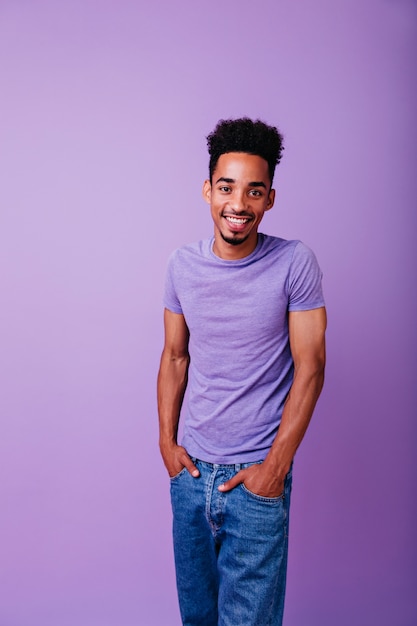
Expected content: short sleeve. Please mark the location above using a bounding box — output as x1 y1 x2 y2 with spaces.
287 242 325 311
163 251 183 314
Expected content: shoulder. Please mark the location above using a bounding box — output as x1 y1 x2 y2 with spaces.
290 240 321 269
256 234 321 268
254 233 302 264
169 238 210 260
167 238 211 268
257 233 298 252
287 240 325 309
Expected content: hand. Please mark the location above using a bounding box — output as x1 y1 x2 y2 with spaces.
218 462 284 498
160 442 200 478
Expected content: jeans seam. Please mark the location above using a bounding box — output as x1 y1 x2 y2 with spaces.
205 466 217 534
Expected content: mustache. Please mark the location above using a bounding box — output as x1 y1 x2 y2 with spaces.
221 210 254 218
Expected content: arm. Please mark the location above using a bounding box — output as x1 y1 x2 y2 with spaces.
157 308 199 478
219 306 326 496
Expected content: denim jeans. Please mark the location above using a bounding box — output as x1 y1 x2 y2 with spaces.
170 458 292 626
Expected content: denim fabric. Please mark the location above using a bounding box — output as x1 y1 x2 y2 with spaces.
170 459 292 626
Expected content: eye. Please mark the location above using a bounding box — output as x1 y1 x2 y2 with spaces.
219 185 231 193
249 189 262 197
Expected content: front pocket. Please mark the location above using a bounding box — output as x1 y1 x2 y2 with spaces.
241 483 284 503
169 466 189 481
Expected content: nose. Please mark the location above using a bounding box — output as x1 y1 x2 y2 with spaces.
229 190 246 213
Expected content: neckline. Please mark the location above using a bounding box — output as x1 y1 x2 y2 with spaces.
209 234 264 264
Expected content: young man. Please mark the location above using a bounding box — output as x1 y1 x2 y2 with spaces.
158 118 326 626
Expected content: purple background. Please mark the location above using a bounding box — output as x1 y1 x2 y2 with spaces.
1 1 416 624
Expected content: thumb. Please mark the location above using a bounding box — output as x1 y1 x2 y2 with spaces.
218 469 246 492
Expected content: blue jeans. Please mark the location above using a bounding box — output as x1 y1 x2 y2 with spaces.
170 459 292 626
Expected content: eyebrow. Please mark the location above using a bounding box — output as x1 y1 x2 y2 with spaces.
215 177 267 189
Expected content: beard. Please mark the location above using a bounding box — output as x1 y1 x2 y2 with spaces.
219 231 250 246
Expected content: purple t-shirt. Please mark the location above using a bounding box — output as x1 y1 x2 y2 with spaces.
163 233 325 463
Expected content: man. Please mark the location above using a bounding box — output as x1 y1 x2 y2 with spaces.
157 118 326 626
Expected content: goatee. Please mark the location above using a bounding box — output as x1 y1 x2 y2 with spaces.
220 232 250 246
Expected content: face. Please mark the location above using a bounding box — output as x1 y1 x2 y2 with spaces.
203 152 275 259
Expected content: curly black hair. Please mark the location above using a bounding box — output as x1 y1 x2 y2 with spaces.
207 117 284 183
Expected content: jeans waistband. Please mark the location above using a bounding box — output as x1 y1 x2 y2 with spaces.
191 457 263 472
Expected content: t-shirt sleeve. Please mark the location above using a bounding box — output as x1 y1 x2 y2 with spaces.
287 242 325 311
163 251 183 314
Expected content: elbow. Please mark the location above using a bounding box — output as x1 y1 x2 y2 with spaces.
294 355 326 393
160 347 190 370
170 351 190 367
315 355 326 393
314 350 326 380
317 365 325 394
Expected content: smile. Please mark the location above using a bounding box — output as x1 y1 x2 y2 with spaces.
224 216 251 224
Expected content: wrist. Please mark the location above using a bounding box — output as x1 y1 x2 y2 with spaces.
159 437 178 454
263 449 292 482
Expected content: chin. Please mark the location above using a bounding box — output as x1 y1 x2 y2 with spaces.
220 233 250 246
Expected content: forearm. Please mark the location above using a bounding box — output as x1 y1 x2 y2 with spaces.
218 307 326 497
264 360 325 480
157 349 199 478
157 349 189 449
218 362 325 497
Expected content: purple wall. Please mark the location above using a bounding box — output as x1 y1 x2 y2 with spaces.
1 1 415 624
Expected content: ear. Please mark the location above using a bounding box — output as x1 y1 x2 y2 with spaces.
202 179 211 204
265 188 275 211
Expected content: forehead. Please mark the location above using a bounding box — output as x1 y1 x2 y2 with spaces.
213 152 270 182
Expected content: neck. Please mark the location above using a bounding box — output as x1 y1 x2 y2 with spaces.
212 231 259 260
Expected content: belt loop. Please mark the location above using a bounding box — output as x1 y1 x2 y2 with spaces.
234 463 241 472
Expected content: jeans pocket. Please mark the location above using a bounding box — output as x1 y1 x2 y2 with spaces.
241 483 284 503
169 466 189 481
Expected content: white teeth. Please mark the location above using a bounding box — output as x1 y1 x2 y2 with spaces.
225 216 248 224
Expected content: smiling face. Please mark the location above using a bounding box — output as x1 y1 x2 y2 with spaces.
202 152 275 260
